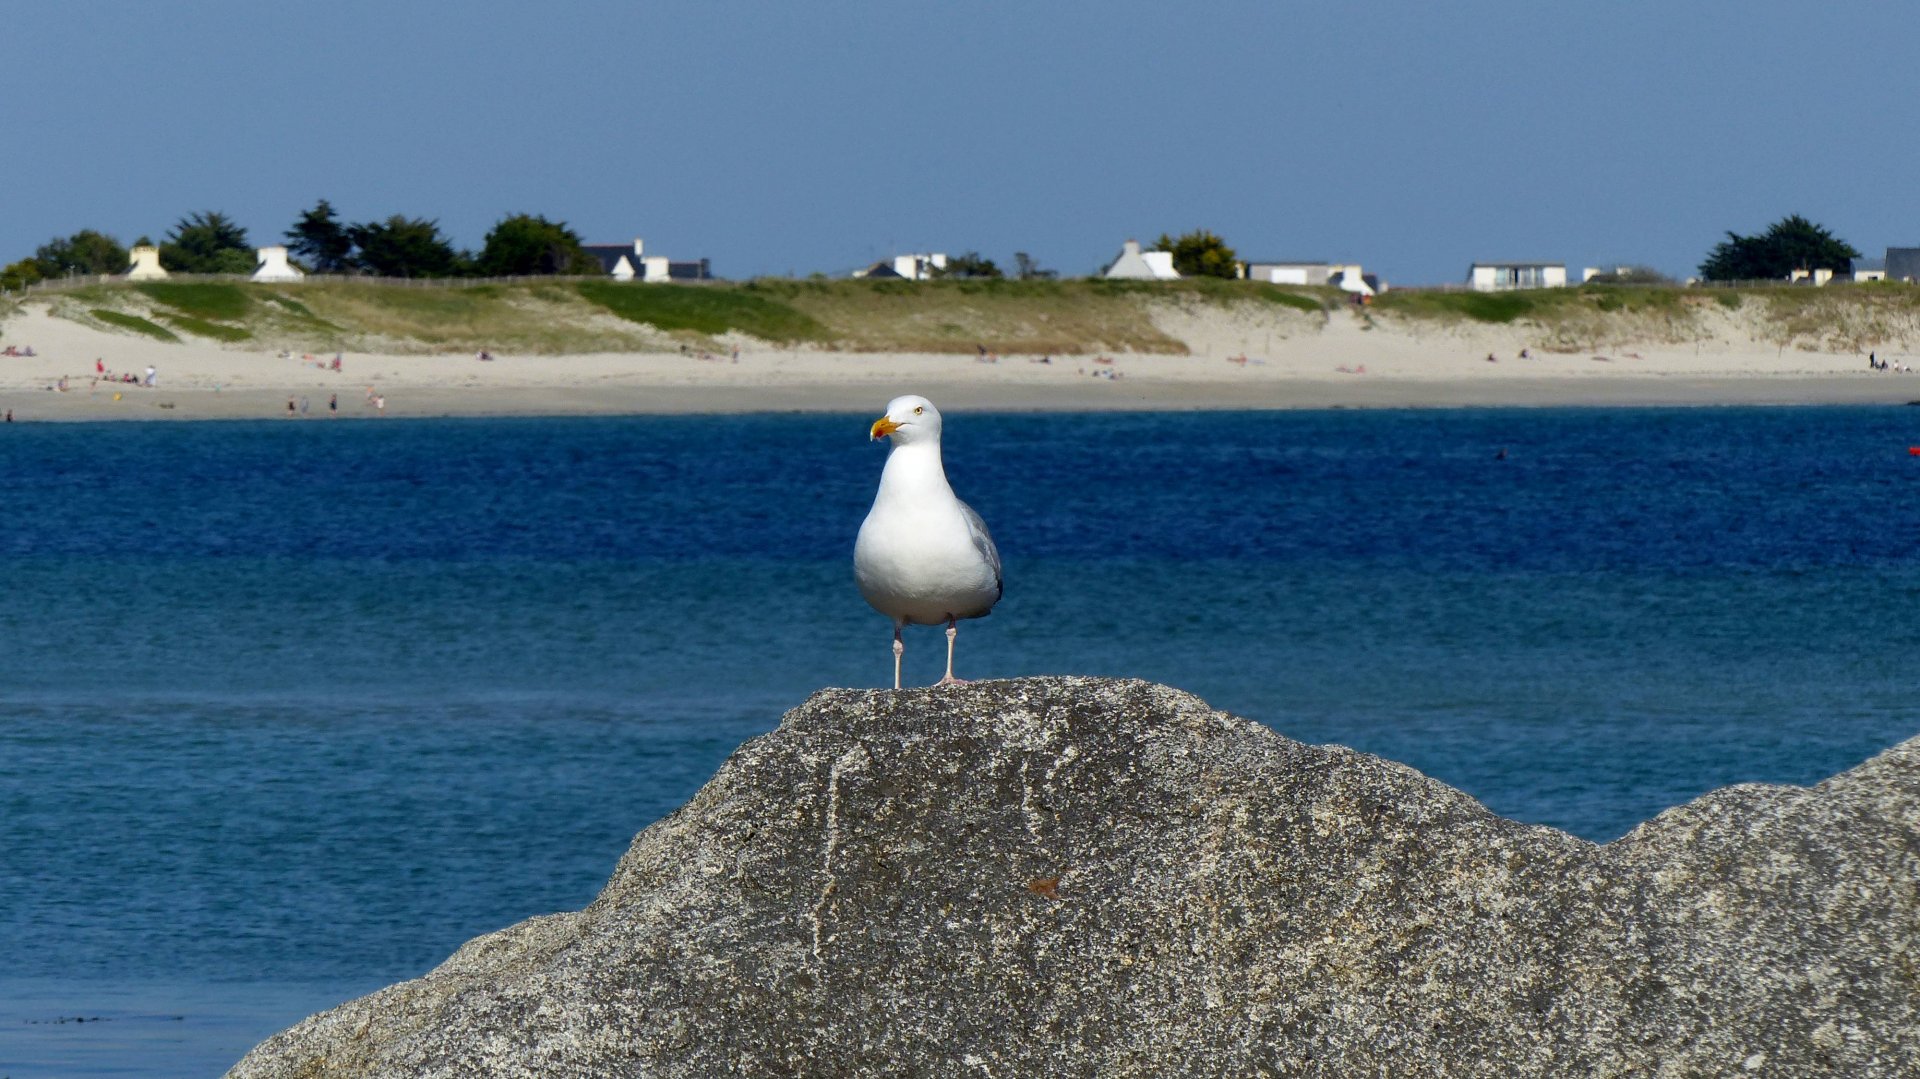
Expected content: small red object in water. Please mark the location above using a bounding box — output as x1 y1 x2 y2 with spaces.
1909 447 1920 456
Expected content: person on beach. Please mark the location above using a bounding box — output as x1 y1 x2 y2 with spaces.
287 397 296 417
331 353 342 372
328 393 337 416
299 396 310 417
144 366 156 387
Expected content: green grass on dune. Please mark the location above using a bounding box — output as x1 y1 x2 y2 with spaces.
1376 284 1688 324
134 282 252 321
90 309 180 341
576 281 827 343
43 276 1920 356
1376 290 1536 323
161 314 252 341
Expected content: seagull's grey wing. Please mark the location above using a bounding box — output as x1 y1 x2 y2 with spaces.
959 499 1004 602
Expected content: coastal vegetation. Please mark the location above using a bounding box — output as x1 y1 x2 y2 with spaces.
1153 229 1239 278
19 275 1920 356
160 211 255 274
1699 214 1860 281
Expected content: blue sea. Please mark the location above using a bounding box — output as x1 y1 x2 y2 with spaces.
4 407 1919 1077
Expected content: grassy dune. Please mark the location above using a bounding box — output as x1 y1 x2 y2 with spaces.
29 277 1920 355
40 277 1331 354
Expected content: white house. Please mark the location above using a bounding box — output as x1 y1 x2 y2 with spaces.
252 245 305 282
581 239 712 282
1104 239 1179 280
1468 262 1567 291
1245 260 1378 296
583 239 647 280
125 245 168 280
1851 257 1887 283
853 253 948 280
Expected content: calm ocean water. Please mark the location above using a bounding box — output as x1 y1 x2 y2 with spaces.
4 407 1919 1076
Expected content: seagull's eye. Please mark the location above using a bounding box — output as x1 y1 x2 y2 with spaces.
914 406 924 415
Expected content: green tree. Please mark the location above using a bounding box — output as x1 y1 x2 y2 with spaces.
33 229 129 277
160 211 255 273
1153 229 1239 278
474 213 599 276
1 258 43 291
1013 251 1056 281
348 215 465 277
1698 215 1861 281
935 251 1002 279
285 199 354 273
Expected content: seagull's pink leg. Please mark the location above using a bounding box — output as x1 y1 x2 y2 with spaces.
935 618 969 686
891 626 904 690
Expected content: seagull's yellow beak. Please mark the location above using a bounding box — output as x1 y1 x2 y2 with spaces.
870 416 901 441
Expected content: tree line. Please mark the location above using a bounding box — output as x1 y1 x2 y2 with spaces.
2 202 607 289
0 207 1878 292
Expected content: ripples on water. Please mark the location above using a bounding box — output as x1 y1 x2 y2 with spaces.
2 408 1918 1075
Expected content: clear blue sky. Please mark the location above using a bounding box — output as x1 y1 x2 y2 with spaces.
7 2 1915 285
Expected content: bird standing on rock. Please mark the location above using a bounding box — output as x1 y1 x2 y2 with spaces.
854 395 1003 689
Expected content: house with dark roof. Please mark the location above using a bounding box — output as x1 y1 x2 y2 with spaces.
580 238 712 282
1851 256 1886 283
1885 248 1920 283
852 253 947 280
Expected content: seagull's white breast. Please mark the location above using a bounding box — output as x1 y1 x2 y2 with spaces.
854 442 1001 626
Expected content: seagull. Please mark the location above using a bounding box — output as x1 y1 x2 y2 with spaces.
854 395 1003 689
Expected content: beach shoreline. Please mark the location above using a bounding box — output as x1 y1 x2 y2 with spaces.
4 302 1918 421
5 376 1920 423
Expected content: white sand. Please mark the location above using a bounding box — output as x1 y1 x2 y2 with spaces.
1 302 1916 422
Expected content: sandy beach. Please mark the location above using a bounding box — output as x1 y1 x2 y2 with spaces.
2 302 1916 421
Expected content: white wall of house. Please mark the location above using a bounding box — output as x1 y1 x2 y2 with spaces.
252 246 304 282
125 245 168 280
1247 261 1374 295
1469 263 1567 291
1247 264 1323 285
1333 265 1375 296
1789 268 1836 286
888 253 947 280
1105 240 1181 280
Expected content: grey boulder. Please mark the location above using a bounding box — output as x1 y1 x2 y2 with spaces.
228 677 1920 1077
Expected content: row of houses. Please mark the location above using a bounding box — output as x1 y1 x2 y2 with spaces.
1102 239 1383 295
112 236 1920 290
118 237 713 283
1464 248 1920 291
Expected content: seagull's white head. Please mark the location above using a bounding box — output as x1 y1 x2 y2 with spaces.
869 394 942 445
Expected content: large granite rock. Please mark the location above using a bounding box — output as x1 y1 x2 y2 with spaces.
228 677 1920 1077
